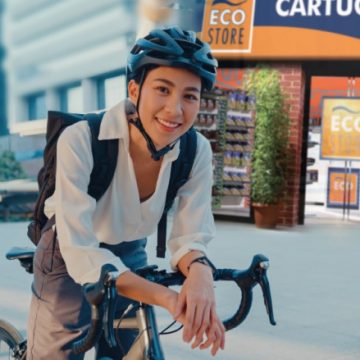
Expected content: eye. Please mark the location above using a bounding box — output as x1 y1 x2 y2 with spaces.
156 86 169 94
185 93 199 101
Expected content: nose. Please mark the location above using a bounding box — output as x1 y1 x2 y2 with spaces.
164 94 183 118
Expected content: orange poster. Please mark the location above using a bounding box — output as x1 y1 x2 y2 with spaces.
327 168 359 209
321 98 360 161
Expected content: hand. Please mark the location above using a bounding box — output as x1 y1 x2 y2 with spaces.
173 263 225 356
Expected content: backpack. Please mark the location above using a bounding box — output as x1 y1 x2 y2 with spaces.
27 110 197 258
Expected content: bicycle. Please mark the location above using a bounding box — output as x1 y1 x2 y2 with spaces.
1 246 276 359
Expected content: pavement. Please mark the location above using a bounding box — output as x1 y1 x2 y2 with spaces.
0 214 359 360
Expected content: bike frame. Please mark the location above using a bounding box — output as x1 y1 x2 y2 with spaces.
0 305 164 360
2 247 276 360
119 304 164 360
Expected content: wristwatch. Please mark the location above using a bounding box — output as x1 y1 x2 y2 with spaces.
187 256 216 275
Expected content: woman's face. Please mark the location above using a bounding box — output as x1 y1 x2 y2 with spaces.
128 66 201 149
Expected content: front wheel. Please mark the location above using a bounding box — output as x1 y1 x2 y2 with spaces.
0 319 26 359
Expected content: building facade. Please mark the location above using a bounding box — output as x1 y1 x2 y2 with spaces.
2 0 203 176
2 0 137 175
0 0 7 136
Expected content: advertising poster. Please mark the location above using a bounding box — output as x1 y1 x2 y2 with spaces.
321 97 360 161
327 168 360 209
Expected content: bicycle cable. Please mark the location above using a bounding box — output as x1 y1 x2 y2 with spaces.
159 320 183 335
114 302 139 354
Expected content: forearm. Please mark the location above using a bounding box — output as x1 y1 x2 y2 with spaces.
116 270 177 311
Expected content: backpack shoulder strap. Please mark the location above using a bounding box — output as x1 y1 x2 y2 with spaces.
86 112 119 201
157 128 198 258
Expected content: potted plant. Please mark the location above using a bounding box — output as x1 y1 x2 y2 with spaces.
244 67 290 228
0 150 27 181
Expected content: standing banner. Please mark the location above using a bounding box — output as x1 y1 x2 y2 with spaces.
327 168 360 209
321 97 360 161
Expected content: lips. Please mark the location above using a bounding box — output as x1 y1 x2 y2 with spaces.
156 117 181 130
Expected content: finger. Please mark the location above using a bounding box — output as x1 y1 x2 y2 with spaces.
199 318 217 350
191 305 211 349
211 317 225 355
191 334 204 349
192 301 209 337
210 329 222 357
220 321 226 350
183 302 196 343
199 325 221 355
199 309 222 352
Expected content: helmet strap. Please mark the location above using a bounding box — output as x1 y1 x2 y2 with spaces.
129 68 176 161
128 117 176 161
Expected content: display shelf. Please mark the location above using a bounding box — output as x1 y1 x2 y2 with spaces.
227 110 253 117
223 181 251 186
223 166 249 173
196 87 255 218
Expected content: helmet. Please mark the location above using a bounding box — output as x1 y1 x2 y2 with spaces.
127 27 218 91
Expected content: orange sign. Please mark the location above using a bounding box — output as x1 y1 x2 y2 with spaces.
321 98 360 161
327 168 359 209
215 68 244 89
201 0 256 54
198 0 360 59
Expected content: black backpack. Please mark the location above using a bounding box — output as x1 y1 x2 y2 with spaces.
27 111 197 258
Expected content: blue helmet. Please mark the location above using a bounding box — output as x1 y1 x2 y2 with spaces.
127 27 218 91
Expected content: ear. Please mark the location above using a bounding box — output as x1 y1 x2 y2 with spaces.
128 80 139 105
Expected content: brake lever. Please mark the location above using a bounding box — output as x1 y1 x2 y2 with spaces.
104 281 118 348
258 266 276 326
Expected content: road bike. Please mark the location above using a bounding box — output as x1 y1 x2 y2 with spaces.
0 246 276 359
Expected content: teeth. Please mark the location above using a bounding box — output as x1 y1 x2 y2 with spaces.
157 118 179 128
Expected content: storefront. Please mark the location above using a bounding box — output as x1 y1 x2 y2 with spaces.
193 0 360 225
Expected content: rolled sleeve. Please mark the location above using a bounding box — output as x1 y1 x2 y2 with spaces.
168 134 216 270
55 123 127 284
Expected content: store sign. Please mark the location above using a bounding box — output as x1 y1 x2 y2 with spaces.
201 0 256 54
321 97 360 161
327 168 360 209
200 0 360 59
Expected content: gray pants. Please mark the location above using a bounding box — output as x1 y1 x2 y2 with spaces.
27 227 147 360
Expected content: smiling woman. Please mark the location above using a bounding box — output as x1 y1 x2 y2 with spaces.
126 27 217 161
128 66 201 149
25 26 225 360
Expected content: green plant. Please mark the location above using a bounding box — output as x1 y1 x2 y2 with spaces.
0 150 27 181
245 67 290 204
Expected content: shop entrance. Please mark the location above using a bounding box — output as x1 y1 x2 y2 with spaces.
301 62 360 224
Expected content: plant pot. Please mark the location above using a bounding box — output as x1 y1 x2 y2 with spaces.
253 203 280 229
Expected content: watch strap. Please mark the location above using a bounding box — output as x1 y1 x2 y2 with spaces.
187 256 216 275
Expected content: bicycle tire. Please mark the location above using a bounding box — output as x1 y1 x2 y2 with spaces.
0 319 26 359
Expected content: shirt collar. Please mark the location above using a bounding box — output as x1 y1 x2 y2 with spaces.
97 99 180 161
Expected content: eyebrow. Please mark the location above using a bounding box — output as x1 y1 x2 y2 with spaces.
153 78 201 93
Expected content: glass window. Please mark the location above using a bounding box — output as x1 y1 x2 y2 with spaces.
98 74 126 109
60 84 83 113
27 93 46 120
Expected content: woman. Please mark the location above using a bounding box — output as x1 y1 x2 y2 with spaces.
27 27 224 359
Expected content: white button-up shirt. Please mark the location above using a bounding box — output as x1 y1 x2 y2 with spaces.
44 100 215 285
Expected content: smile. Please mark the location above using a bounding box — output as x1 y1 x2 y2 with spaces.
156 117 181 129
